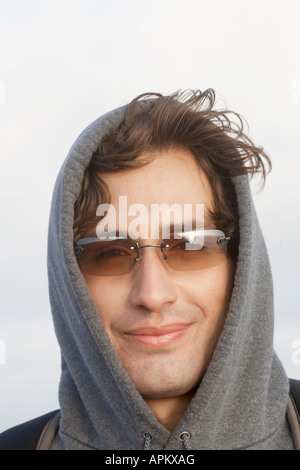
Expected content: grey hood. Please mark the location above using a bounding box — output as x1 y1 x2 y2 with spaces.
47 103 294 450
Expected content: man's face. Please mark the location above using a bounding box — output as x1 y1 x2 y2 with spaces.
81 149 235 399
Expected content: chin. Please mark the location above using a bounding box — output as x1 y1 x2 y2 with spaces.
130 369 202 399
120 347 208 398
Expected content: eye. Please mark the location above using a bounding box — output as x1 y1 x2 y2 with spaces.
85 241 136 261
94 246 134 259
170 240 188 251
98 248 127 258
169 232 207 250
168 239 206 251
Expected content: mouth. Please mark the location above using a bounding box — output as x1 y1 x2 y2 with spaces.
124 323 190 347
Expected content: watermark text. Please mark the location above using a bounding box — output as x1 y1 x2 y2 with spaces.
104 453 195 466
96 196 205 244
292 339 300 365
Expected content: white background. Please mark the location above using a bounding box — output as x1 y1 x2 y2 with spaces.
0 0 299 432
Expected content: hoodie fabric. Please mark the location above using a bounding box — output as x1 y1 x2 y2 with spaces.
47 102 295 450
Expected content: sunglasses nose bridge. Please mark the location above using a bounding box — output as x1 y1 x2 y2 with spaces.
135 242 170 263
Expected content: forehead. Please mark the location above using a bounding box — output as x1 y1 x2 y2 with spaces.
101 148 214 210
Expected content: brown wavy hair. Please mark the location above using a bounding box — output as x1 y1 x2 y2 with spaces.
73 89 271 261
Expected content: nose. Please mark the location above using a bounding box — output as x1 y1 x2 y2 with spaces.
129 246 178 313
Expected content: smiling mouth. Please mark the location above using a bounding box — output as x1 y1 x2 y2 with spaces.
124 323 190 347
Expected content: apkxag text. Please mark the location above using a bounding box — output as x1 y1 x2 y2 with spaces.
105 454 195 466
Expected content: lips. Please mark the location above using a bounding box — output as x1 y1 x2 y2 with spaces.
124 323 190 347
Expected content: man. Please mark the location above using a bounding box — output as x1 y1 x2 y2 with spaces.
1 89 299 449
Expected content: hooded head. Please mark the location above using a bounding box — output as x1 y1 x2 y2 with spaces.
47 90 294 449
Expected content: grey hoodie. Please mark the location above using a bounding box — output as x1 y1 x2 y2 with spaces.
47 102 295 450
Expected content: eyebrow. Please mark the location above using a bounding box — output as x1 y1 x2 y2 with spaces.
164 218 215 233
91 217 216 241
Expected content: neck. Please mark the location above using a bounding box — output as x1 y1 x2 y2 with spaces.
144 390 195 433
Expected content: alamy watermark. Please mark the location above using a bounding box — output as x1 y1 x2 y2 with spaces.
0 340 6 365
0 80 6 104
292 339 300 365
95 196 205 244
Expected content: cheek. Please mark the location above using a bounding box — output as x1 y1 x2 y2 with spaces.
185 259 235 317
82 275 125 327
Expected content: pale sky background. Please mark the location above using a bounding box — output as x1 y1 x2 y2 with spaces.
0 0 299 432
